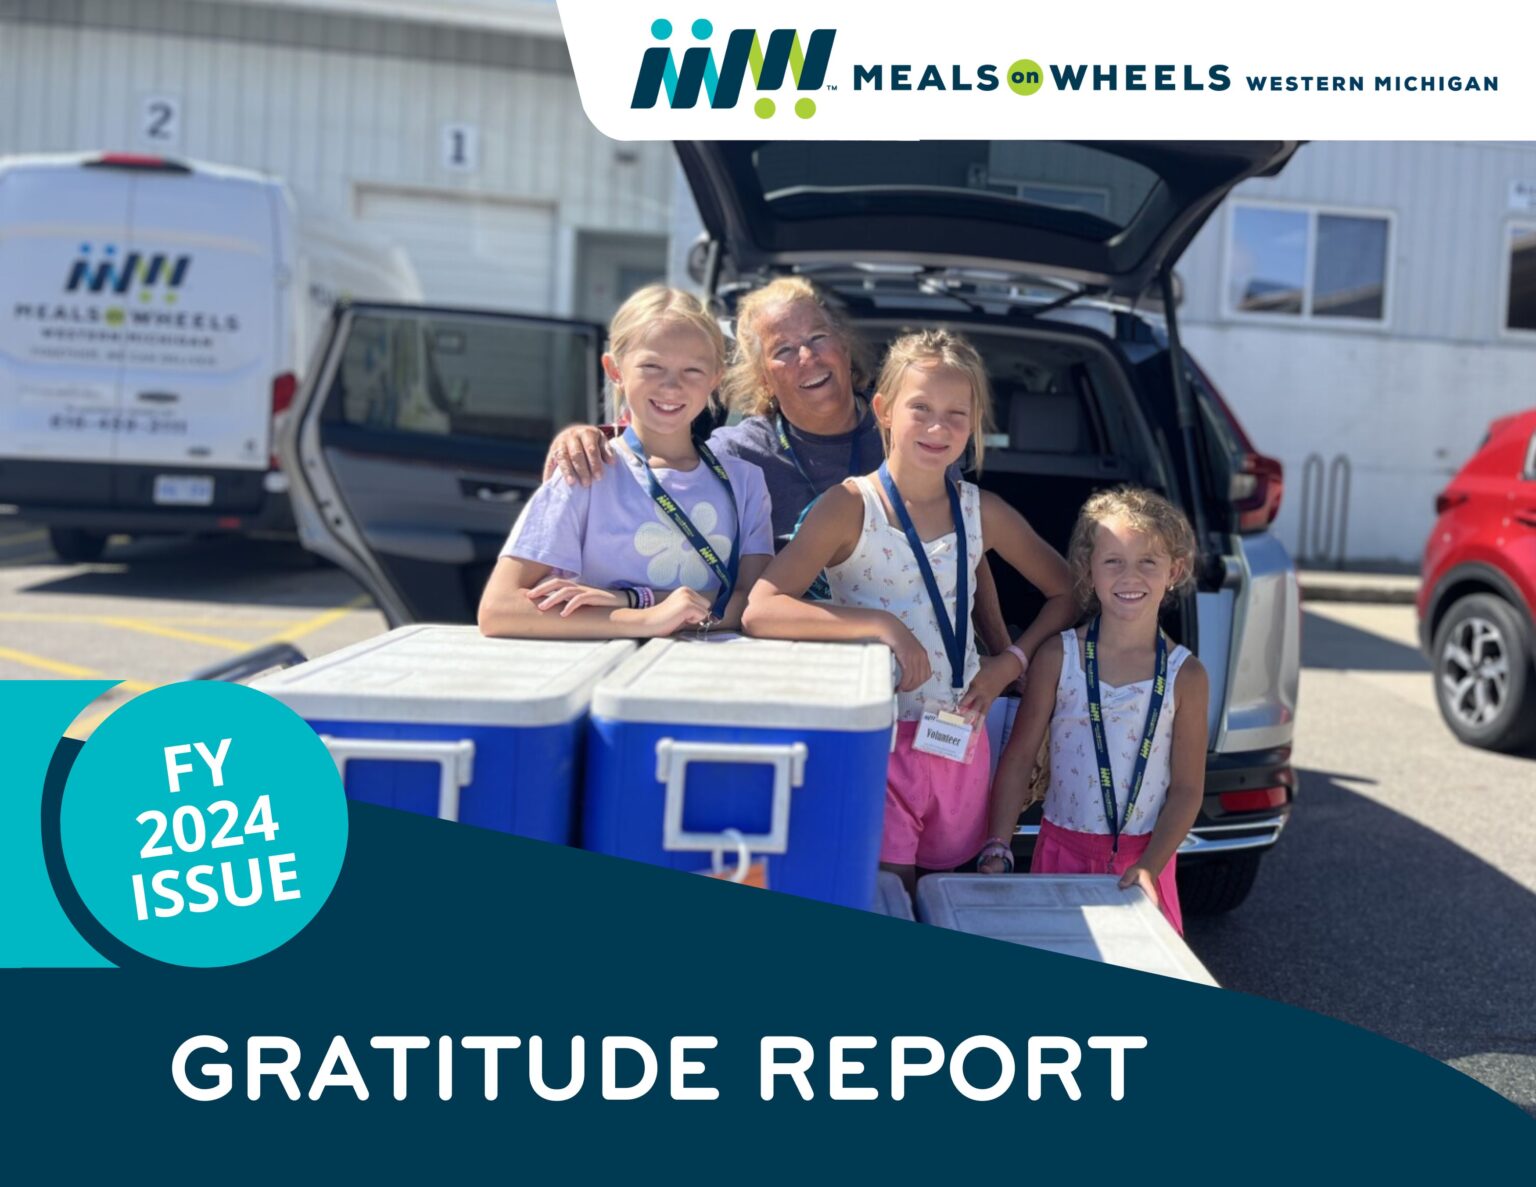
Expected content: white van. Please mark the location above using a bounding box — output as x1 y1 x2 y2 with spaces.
0 151 421 560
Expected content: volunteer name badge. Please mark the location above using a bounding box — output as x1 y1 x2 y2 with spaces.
913 708 978 763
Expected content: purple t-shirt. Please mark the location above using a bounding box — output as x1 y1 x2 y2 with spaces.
501 446 775 600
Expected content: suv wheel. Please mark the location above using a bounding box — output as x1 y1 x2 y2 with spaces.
1432 593 1536 753
1177 851 1263 916
48 528 108 563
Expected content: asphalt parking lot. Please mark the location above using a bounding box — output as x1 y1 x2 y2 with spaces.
0 522 384 735
4 521 1532 1114
1187 601 1536 1117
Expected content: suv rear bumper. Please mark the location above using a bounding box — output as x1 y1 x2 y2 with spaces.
1010 746 1294 862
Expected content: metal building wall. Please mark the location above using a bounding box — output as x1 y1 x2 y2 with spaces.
0 0 675 316
1175 141 1536 565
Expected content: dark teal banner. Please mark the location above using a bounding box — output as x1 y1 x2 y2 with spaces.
2 732 1531 1178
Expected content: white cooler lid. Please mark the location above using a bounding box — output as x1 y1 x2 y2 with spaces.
590 637 895 731
252 626 636 727
915 874 1218 986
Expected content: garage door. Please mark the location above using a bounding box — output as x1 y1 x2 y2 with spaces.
355 188 555 314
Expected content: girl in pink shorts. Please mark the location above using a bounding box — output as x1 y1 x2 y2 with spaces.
744 330 1076 894
981 488 1210 934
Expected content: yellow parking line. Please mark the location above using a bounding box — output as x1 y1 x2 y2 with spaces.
0 645 154 691
0 612 300 628
0 614 284 649
66 697 137 740
100 617 249 652
259 593 373 646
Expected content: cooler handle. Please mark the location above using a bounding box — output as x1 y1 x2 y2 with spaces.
656 739 807 859
319 736 475 822
710 829 753 884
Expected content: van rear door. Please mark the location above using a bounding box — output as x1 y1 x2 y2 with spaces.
112 164 283 513
0 158 133 505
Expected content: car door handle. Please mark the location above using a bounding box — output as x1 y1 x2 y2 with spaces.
473 486 524 503
459 477 536 503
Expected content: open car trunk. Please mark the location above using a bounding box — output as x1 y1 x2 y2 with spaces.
678 140 1300 296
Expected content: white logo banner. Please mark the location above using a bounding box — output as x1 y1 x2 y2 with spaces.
556 0 1533 139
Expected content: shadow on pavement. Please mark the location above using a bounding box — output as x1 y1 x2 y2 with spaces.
1185 765 1536 1115
17 535 362 609
1301 609 1429 673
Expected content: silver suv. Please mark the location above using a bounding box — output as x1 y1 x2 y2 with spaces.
282 140 1302 914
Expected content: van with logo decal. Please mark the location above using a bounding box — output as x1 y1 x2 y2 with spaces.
0 151 420 561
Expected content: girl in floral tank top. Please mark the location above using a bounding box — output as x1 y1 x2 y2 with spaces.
744 330 1076 894
983 488 1210 935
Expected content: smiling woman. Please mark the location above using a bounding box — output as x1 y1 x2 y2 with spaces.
544 275 879 544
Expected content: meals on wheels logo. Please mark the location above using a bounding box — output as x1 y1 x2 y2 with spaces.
632 17 835 119
66 242 191 305
11 240 240 346
622 16 1502 123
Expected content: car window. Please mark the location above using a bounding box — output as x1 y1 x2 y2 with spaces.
1187 369 1245 464
752 141 1161 235
324 312 596 441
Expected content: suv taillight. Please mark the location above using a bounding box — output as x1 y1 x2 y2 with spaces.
271 372 297 416
1219 787 1288 813
1232 452 1284 533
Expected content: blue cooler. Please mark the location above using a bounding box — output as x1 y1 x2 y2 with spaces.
584 637 896 908
254 626 635 841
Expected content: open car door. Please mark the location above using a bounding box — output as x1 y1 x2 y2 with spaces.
282 302 603 626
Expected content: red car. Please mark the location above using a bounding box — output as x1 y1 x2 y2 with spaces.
1418 408 1536 752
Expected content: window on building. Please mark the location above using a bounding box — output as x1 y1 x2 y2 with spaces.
1507 223 1536 333
1228 203 1390 322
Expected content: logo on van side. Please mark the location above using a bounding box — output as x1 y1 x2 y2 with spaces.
66 243 191 303
632 18 834 118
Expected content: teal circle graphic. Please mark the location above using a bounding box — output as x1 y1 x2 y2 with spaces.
651 19 672 38
691 18 712 38
59 681 348 968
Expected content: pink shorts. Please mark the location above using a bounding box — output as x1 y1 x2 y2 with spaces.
880 720 991 870
1030 818 1184 935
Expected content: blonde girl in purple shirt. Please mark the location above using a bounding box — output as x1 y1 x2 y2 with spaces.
479 286 774 639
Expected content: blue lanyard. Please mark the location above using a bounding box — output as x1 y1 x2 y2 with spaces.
1081 616 1169 855
775 407 866 497
789 494 832 602
621 427 740 619
877 462 968 694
